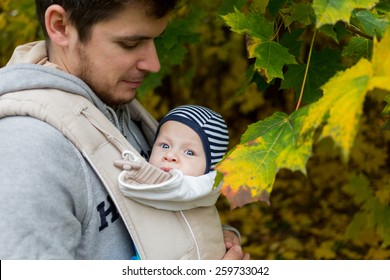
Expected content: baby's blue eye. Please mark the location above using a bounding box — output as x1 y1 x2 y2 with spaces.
185 150 195 156
161 143 169 149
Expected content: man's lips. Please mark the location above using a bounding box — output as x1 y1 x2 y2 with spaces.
123 79 143 89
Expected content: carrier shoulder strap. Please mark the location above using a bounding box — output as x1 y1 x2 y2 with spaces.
0 89 225 260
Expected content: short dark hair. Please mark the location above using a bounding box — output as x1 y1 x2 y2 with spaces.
35 0 178 42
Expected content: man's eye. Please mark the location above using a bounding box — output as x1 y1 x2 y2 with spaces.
185 150 195 156
161 143 169 149
120 42 138 49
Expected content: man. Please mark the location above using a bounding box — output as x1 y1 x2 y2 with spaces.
0 0 249 259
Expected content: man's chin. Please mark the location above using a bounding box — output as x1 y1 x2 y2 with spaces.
104 92 137 107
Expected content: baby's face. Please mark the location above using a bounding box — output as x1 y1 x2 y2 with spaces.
149 121 207 176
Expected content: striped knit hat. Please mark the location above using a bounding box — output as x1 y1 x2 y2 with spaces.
156 105 229 173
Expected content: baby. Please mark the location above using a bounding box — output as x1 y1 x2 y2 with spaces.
118 105 229 210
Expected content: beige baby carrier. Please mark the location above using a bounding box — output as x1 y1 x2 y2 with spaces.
0 89 226 259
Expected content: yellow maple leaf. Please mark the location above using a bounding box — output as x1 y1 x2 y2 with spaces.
369 27 390 91
301 59 373 161
217 109 312 209
217 138 275 209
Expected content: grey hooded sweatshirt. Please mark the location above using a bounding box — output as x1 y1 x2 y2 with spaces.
0 41 151 259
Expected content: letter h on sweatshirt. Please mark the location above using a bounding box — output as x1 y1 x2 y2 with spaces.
97 196 120 231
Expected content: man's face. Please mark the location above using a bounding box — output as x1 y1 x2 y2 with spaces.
64 7 169 106
149 121 207 176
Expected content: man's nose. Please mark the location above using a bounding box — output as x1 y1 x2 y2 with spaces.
136 40 161 73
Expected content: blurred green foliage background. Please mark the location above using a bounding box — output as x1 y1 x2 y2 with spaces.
1 0 389 259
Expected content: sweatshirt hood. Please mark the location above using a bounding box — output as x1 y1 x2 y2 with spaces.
0 41 120 124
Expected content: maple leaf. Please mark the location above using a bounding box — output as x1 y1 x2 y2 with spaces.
368 27 390 92
370 27 390 128
342 37 373 63
351 9 390 38
281 48 344 103
216 107 312 209
312 0 378 28
281 2 315 28
300 58 373 161
222 8 296 82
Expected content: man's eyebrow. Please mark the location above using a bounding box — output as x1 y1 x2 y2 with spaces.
117 35 153 41
117 30 166 41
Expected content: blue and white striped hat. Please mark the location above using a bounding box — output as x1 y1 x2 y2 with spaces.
156 105 229 173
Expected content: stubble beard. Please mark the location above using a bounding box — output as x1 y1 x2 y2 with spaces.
75 44 139 107
75 44 117 106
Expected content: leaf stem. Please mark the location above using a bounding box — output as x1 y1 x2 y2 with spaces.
272 15 287 41
346 24 374 40
295 29 317 111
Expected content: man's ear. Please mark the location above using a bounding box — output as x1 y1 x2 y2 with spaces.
44 5 70 46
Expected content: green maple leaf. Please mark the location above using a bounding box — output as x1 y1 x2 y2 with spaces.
319 24 340 43
312 0 378 28
280 28 305 57
342 37 373 63
216 107 312 209
222 9 296 82
376 1 390 13
281 48 344 103
282 2 316 28
351 9 390 39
